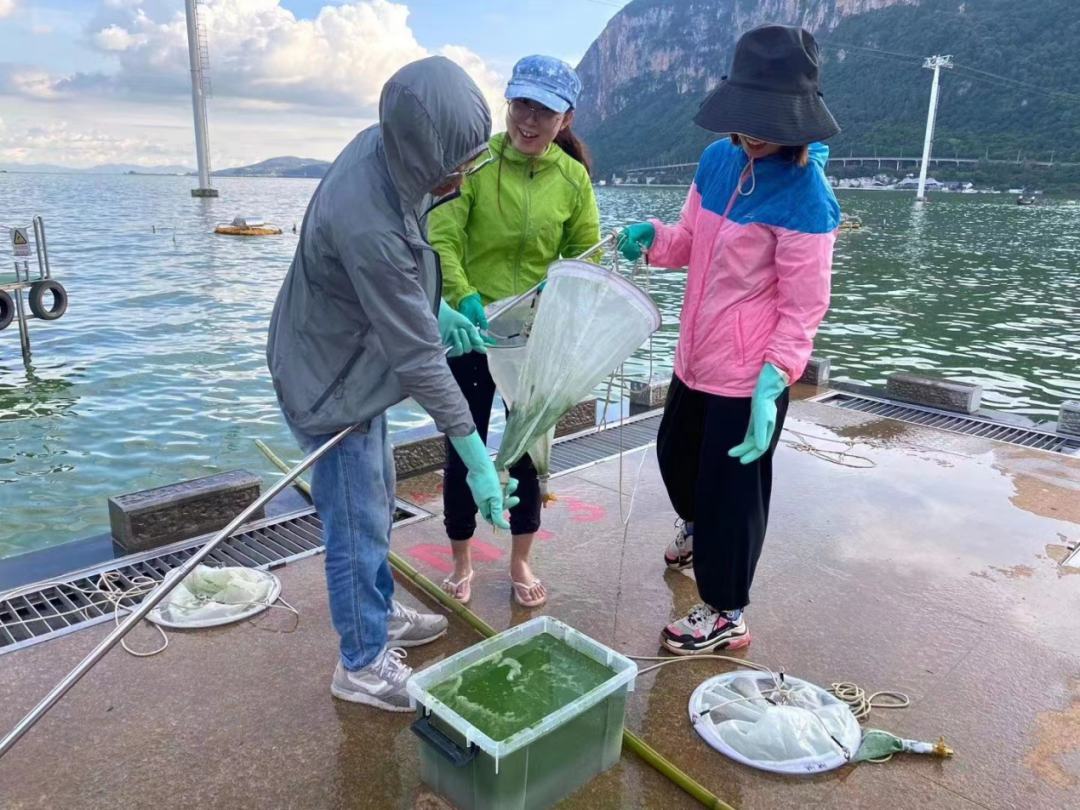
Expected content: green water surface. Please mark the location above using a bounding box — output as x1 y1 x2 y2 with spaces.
429 633 616 742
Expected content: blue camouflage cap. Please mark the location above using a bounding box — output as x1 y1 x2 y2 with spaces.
505 55 582 114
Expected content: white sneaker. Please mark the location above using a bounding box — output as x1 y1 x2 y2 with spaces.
331 647 413 712
664 522 693 570
387 600 448 648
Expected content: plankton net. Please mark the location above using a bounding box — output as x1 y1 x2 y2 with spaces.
487 259 661 499
689 670 953 774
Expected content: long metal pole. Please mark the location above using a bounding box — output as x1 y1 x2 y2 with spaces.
184 0 213 195
13 286 31 361
916 62 940 200
0 424 355 759
917 55 951 201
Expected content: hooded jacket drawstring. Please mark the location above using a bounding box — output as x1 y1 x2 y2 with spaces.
738 158 757 196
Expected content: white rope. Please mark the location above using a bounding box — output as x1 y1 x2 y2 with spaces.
626 653 909 724
827 682 910 721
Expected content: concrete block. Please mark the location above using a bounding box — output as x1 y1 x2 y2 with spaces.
1059 401 1080 437
393 434 447 479
555 398 598 437
109 470 263 553
798 357 831 387
885 373 983 415
628 377 670 409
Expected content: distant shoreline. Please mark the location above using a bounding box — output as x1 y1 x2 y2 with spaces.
0 171 322 179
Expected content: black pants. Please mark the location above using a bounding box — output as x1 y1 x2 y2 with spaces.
443 353 542 541
656 374 789 611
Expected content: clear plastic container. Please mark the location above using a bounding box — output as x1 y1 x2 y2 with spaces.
407 617 637 810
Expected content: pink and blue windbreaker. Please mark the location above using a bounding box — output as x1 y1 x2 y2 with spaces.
648 139 840 397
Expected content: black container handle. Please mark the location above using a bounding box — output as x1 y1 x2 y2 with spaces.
411 714 479 767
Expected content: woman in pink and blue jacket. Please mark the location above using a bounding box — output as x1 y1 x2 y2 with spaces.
618 25 841 655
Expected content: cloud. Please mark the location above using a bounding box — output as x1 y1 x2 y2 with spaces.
0 0 16 19
33 0 505 116
93 24 140 51
0 64 64 100
32 25 54 35
0 1 509 167
0 121 185 166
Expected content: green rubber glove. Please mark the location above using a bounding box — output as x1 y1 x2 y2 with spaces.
449 431 520 530
457 293 489 330
438 299 488 358
728 363 788 465
616 222 656 262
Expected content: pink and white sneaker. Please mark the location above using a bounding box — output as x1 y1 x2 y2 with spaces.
661 604 750 655
664 522 693 570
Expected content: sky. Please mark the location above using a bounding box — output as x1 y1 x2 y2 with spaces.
0 0 630 169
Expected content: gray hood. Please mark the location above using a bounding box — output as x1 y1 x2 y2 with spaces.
380 56 493 207
267 56 491 439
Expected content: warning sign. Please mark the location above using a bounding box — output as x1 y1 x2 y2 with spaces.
12 227 30 258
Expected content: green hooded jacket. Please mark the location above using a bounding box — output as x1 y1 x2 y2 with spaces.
429 132 601 309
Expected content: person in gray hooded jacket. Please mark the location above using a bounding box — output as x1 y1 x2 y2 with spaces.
268 56 517 711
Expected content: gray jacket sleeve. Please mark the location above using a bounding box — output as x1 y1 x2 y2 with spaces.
338 226 475 438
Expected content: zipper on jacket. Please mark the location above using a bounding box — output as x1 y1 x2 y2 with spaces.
685 163 751 386
734 309 747 366
310 340 367 415
511 157 535 295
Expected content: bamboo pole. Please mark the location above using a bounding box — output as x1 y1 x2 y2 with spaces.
255 438 735 810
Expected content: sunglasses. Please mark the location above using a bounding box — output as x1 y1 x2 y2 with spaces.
444 149 496 180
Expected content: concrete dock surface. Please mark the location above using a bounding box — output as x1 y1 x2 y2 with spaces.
2 393 1079 809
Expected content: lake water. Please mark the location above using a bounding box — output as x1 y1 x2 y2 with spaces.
1 174 1078 560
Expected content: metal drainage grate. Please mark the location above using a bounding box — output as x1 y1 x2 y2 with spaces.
0 501 430 656
550 413 663 476
817 392 1080 455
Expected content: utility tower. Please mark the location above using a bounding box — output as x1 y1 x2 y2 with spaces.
184 0 217 197
916 54 952 201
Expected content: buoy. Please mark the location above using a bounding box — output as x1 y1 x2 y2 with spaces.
215 216 282 236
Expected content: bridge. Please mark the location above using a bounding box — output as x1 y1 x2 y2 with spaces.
622 155 1078 174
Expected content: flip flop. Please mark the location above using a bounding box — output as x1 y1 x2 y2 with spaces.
512 579 547 609
441 571 474 605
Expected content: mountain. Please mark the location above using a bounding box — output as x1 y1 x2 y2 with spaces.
575 0 1080 178
89 164 194 175
0 163 193 175
0 163 78 174
213 157 330 178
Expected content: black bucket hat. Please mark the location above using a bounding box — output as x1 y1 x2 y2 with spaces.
694 24 840 145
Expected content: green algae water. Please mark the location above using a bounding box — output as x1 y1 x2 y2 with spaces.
428 633 616 742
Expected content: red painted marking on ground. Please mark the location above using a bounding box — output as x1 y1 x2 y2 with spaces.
405 539 504 574
561 496 606 523
470 540 504 562
536 530 555 540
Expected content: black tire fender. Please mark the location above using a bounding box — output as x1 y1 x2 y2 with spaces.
29 280 68 321
0 289 13 331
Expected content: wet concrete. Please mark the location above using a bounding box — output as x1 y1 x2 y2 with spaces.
2 398 1080 809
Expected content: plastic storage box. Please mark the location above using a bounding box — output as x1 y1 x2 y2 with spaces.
407 616 637 810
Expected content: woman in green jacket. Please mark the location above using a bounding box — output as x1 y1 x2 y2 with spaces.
429 55 601 608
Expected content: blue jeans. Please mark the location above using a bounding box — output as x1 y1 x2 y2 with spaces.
286 412 396 670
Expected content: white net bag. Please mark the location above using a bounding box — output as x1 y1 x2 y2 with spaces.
485 289 556 500
689 671 863 775
148 565 281 629
491 260 660 486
